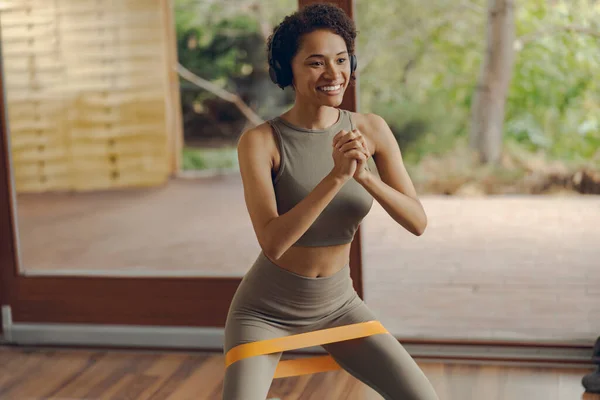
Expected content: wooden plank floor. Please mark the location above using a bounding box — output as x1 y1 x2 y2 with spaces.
13 176 600 342
0 346 598 400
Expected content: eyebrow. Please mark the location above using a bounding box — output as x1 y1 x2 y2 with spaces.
305 51 348 60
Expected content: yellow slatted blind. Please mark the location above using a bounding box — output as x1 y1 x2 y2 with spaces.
1 0 172 192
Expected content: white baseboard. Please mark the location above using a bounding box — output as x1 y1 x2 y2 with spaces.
2 306 593 366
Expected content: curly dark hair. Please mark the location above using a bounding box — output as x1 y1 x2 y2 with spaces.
267 3 357 89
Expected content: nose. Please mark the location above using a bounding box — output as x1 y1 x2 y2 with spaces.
324 61 342 80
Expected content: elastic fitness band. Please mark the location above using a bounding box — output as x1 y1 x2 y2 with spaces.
225 320 389 378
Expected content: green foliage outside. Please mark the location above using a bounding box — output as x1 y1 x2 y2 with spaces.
508 1 599 164
182 147 238 170
175 0 295 124
175 0 261 85
176 0 599 176
355 0 599 168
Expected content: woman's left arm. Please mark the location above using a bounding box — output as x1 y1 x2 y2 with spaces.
353 113 427 236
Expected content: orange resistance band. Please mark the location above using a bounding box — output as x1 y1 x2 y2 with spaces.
225 320 389 378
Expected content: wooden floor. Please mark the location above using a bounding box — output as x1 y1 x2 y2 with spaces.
0 346 598 400
13 176 600 342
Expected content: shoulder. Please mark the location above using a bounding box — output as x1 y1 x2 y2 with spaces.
348 111 395 153
237 121 277 152
349 111 388 132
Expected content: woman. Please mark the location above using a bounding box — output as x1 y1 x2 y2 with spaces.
223 3 438 399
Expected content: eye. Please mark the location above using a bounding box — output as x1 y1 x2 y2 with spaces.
337 58 347 64
310 61 324 67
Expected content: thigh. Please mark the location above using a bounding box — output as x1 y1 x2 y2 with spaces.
323 333 438 400
222 353 282 400
319 301 438 400
224 314 286 353
223 313 287 400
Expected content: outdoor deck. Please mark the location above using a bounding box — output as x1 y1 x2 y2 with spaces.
13 175 600 342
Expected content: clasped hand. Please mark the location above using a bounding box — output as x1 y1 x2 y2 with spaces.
331 128 371 182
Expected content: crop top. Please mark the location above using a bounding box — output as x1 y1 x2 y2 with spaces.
268 108 374 247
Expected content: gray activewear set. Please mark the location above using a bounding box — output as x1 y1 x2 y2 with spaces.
223 109 439 400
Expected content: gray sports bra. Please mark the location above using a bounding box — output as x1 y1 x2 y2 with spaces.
268 109 373 247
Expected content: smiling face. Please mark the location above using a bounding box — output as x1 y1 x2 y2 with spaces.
290 29 351 107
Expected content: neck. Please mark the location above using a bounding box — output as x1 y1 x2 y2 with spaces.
282 102 339 131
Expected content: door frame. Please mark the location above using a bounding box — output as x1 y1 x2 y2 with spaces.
0 0 362 335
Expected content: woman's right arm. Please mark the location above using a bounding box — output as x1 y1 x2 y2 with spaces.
237 125 360 261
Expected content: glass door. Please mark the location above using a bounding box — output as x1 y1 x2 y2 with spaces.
353 0 598 361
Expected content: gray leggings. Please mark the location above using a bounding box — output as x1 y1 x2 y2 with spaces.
223 251 439 400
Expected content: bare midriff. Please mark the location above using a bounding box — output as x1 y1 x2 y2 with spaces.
269 243 352 278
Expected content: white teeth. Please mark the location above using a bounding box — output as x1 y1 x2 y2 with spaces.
319 84 341 92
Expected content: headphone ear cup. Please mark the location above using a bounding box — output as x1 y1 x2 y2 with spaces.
278 66 292 88
269 66 279 85
350 54 358 74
